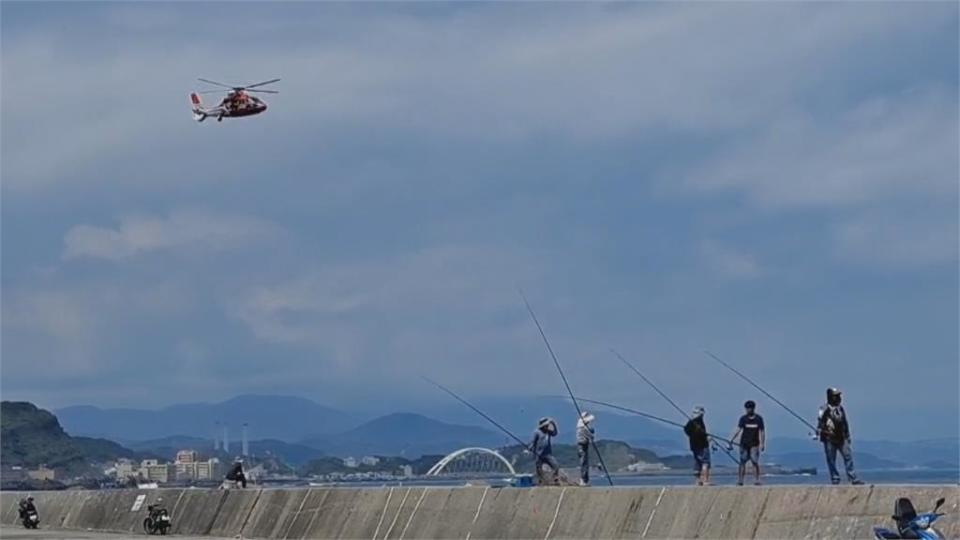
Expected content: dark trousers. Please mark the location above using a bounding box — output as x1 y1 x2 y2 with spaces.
535 454 560 485
823 440 858 484
577 443 590 484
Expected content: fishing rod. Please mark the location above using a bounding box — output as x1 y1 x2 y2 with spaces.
575 396 736 446
704 350 818 433
611 348 689 419
421 376 531 449
611 348 740 465
520 291 614 486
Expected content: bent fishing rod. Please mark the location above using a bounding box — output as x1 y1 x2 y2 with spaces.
704 350 818 433
421 376 531 450
611 348 739 465
574 396 736 446
521 291 615 486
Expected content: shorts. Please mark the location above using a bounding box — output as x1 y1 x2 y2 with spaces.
693 447 711 470
740 446 760 465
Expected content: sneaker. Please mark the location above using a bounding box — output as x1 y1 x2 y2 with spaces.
753 482 762 486
578 479 589 487
851 480 864 485
736 482 743 486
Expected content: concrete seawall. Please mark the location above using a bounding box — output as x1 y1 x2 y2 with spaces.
2 485 958 539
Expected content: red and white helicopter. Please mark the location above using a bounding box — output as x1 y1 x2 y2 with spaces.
190 78 280 122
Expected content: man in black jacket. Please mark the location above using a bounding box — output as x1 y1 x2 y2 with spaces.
817 388 863 485
684 406 711 486
225 459 247 488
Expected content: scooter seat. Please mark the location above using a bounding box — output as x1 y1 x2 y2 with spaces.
873 528 901 539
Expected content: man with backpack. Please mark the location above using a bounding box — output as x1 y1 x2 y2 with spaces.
817 387 864 485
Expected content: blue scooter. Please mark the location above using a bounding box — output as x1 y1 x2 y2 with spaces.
874 497 947 539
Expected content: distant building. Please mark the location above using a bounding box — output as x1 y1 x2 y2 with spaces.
195 458 221 480
173 450 221 481
176 450 198 464
2 466 27 482
27 466 55 481
344 457 358 468
143 463 175 484
361 456 380 466
115 459 138 480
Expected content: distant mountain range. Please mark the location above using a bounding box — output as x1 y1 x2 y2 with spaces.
1 401 138 475
52 394 958 468
300 413 503 458
123 435 326 466
767 437 959 469
57 394 359 442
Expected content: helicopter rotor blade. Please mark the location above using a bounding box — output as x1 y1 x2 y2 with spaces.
197 90 226 94
245 89 279 94
244 78 281 89
198 78 235 89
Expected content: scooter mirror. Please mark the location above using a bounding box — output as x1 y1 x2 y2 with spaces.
934 497 945 511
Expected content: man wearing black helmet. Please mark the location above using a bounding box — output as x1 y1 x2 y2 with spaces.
729 400 765 486
817 388 863 485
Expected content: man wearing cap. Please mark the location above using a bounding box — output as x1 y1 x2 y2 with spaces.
576 411 596 486
684 406 711 486
817 388 863 485
729 400 765 485
531 417 560 485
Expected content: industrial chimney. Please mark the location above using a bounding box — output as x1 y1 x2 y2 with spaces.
242 423 249 457
223 425 230 454
214 421 220 451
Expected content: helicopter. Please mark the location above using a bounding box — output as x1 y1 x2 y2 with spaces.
189 78 279 122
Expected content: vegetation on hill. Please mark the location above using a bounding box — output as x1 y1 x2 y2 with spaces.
499 440 663 472
1 401 136 475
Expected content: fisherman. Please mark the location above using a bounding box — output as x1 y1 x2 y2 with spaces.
684 406 711 486
817 388 863 485
225 458 247 488
576 411 595 486
729 400 765 486
531 417 560 485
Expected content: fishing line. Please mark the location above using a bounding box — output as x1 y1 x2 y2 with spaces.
704 350 819 433
611 348 739 465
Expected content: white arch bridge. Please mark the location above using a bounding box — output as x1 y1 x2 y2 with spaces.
425 447 517 476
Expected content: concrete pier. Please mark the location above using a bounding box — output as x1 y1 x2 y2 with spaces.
2 485 957 538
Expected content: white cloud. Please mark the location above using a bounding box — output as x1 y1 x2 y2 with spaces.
1 281 190 378
680 88 958 209
62 209 280 261
835 213 959 269
230 244 542 374
700 241 763 279
2 3 953 189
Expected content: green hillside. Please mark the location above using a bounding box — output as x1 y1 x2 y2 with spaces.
500 440 663 472
1 401 135 475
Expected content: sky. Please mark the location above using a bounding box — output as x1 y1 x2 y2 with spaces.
1 2 957 440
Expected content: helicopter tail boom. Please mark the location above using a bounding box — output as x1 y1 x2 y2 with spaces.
190 93 208 122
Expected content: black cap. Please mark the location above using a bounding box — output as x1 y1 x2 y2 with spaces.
744 400 756 409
